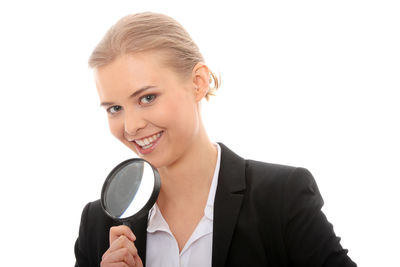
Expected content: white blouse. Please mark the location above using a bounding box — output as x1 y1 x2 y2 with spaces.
145 144 221 267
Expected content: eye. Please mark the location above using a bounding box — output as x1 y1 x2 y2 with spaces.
139 94 156 105
107 105 122 114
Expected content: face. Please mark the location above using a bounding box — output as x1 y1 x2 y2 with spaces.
95 52 203 168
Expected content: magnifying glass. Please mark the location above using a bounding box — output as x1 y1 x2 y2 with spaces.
100 158 161 226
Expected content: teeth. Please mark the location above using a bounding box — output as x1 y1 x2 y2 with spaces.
142 144 153 149
134 132 162 148
136 139 145 146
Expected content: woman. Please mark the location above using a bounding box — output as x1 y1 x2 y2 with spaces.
75 12 356 267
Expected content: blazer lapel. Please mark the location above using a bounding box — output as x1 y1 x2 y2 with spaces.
212 143 246 267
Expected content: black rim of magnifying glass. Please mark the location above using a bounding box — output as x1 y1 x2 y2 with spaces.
100 158 161 223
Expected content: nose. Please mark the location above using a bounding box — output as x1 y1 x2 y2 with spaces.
123 109 146 138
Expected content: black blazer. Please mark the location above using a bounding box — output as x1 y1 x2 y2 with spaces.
75 143 356 266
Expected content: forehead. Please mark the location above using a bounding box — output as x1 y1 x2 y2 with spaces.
94 52 191 100
95 52 162 84
96 53 166 91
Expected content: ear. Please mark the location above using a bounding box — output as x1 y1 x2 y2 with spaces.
191 63 210 102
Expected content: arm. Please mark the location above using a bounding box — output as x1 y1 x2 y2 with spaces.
75 203 90 267
74 202 143 267
282 168 356 267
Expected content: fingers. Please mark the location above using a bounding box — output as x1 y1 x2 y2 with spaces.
101 263 129 267
109 225 136 244
109 235 138 257
134 254 143 267
101 246 135 266
101 226 141 267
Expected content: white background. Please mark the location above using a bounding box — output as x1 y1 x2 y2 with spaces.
0 1 399 266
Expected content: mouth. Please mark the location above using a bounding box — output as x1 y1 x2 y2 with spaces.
130 131 164 154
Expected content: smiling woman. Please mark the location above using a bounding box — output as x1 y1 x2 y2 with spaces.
74 12 357 267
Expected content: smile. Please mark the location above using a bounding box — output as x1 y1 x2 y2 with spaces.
134 131 163 149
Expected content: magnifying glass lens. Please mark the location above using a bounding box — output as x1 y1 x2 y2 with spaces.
101 159 160 222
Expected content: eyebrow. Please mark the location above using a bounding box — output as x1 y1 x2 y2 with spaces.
100 86 157 107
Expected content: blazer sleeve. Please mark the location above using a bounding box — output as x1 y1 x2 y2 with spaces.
74 202 90 267
74 200 112 267
282 167 356 267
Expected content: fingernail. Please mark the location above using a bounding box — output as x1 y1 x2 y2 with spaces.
131 232 136 241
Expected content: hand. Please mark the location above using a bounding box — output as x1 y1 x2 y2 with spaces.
100 225 143 267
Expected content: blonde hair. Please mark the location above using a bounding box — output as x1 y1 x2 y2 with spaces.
89 12 219 100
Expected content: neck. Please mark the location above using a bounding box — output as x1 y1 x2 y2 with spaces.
156 126 218 208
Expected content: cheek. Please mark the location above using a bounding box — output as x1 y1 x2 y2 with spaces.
108 117 124 141
167 100 198 136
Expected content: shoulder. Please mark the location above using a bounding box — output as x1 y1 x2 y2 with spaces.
244 159 323 219
80 199 102 218
244 159 317 198
78 200 113 228
216 144 357 266
78 199 114 240
217 142 318 201
245 159 300 184
75 200 114 266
